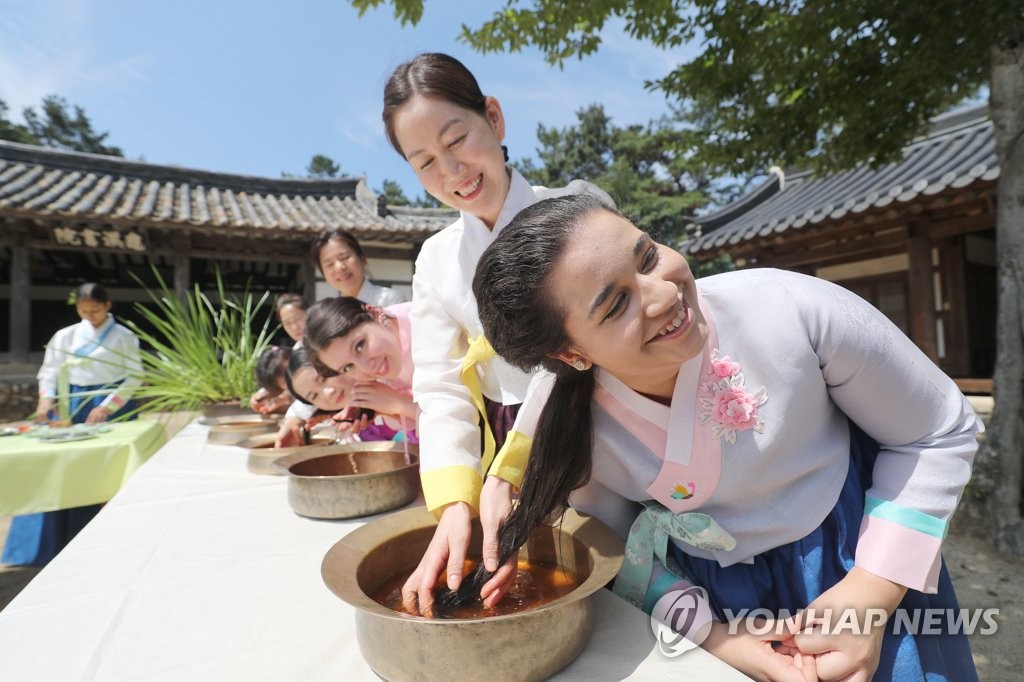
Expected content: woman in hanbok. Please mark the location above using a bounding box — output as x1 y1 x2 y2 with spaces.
381 52 611 612
3 283 141 566
471 194 981 681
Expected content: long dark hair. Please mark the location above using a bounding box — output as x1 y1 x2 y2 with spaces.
382 52 489 158
473 194 619 567
255 345 291 394
284 345 340 406
302 296 376 375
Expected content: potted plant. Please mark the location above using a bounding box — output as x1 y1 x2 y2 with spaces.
125 268 278 416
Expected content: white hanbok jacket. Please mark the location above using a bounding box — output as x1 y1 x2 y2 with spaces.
515 269 980 594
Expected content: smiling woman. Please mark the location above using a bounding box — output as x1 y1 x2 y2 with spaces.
308 228 406 307
472 193 983 682
301 297 417 435
380 53 615 617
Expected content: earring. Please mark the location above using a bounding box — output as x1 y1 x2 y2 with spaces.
572 359 586 371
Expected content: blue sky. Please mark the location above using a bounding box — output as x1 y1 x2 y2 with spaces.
0 0 687 201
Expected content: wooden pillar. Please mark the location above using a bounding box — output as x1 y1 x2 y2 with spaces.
907 229 938 361
301 260 315 303
9 237 31 363
173 253 190 301
942 238 970 376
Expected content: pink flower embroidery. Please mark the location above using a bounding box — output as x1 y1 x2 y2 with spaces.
710 355 742 378
699 349 767 444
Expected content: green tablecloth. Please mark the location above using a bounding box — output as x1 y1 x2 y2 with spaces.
0 420 167 515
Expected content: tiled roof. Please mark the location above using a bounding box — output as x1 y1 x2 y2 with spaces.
0 141 456 243
683 106 997 256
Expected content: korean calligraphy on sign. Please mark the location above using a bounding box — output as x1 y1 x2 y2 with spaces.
51 226 146 252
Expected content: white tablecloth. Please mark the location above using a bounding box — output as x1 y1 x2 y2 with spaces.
0 421 746 681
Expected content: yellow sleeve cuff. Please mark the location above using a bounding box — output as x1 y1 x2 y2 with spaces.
421 466 483 517
488 430 533 489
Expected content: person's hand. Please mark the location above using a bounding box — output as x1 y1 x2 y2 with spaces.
265 392 293 414
477 476 518 608
34 398 55 422
304 411 336 430
330 405 371 434
703 619 818 682
348 382 416 420
791 566 906 681
274 416 304 448
401 501 474 617
249 388 270 412
85 405 112 424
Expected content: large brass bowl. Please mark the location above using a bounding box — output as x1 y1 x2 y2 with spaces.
236 432 337 475
203 414 280 445
272 441 419 519
322 506 624 682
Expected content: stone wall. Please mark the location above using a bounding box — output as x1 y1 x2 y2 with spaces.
0 376 37 422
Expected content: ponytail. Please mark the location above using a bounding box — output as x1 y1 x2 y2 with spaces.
436 369 596 612
496 369 595 562
436 194 623 613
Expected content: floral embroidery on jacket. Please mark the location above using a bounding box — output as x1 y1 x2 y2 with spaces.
698 349 767 444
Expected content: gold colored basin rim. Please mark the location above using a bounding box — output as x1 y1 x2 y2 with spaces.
321 505 624 624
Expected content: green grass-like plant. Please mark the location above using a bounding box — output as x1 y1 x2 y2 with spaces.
125 267 278 413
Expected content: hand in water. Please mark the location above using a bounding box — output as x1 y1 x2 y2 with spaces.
401 502 473 617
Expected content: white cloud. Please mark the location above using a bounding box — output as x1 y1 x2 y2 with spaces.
0 0 149 118
335 107 384 152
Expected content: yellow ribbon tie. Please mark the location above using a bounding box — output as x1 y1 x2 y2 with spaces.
461 335 498 475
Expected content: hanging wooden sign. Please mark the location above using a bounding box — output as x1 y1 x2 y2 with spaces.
51 226 147 252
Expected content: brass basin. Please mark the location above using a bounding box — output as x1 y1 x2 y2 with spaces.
272 441 420 519
322 506 624 682
203 414 280 445
236 432 337 475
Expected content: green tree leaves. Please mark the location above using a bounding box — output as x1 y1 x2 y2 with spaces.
515 103 731 245
0 95 123 156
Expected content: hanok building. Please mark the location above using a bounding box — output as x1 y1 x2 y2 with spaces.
0 140 456 363
682 106 997 392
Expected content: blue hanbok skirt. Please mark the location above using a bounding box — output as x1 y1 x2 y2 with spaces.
668 422 978 681
2 383 137 566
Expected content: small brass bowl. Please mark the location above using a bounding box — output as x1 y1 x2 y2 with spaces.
322 506 624 682
203 414 280 445
272 441 420 519
236 432 337 475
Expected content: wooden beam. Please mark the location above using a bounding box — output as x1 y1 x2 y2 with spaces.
759 229 909 269
942 238 970 376
8 226 31 362
907 229 938 361
171 234 191 302
925 213 996 239
301 260 315 302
